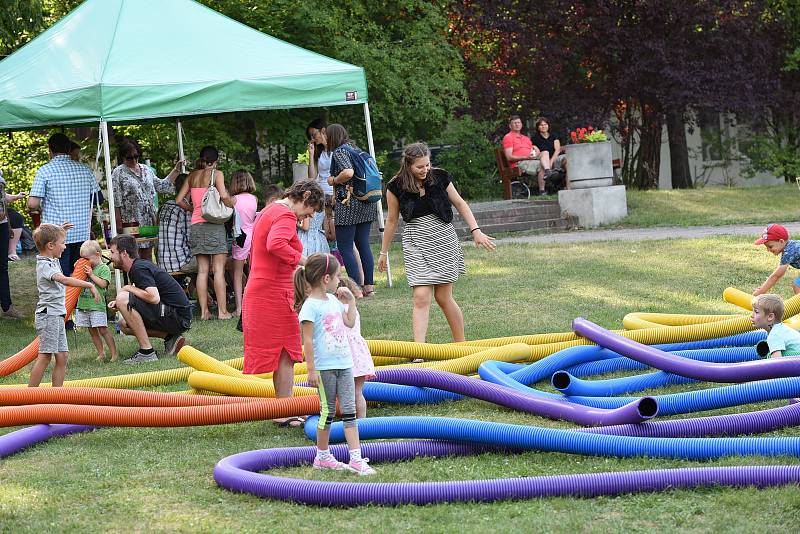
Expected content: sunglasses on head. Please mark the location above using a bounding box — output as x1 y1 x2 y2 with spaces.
124 154 140 161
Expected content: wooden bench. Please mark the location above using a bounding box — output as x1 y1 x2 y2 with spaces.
494 147 521 200
496 148 623 199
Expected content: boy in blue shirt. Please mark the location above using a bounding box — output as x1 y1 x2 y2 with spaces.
753 223 800 296
751 293 800 358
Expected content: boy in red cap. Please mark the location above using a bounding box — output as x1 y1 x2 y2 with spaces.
753 223 800 296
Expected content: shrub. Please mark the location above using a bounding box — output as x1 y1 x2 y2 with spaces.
431 115 501 200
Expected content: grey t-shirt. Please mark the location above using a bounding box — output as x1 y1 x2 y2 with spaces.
36 255 66 315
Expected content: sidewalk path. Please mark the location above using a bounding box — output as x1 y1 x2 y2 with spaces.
495 222 800 245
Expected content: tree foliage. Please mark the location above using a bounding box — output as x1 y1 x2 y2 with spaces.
0 0 465 193
738 0 800 181
451 0 786 189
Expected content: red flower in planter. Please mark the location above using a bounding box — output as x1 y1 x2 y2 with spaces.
569 126 608 144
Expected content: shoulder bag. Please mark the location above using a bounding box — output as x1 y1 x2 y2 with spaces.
201 169 233 224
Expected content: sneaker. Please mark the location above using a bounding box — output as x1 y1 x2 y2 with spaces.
0 305 24 319
313 456 347 471
122 351 159 365
347 458 377 476
163 334 186 356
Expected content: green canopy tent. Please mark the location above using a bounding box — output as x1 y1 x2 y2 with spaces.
0 0 393 283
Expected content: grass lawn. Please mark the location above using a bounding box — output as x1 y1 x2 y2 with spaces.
2 236 800 533
616 183 800 228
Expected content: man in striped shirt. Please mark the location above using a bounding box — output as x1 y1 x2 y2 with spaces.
28 133 100 277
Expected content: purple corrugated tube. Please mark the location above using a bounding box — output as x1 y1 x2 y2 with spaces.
373 368 657 426
573 317 800 382
214 440 800 506
0 424 96 458
580 403 800 437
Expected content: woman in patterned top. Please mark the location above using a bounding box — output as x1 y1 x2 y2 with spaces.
326 124 377 296
111 139 184 259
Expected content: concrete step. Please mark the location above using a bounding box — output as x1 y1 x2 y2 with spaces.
365 199 574 243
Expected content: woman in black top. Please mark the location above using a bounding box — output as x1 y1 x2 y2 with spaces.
327 124 377 296
532 117 568 188
378 142 495 343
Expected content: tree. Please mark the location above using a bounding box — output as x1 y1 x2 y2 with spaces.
738 1 800 182
203 0 466 149
1 1 466 192
451 0 785 189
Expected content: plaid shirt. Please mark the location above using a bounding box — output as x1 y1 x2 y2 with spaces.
157 201 191 273
30 155 100 243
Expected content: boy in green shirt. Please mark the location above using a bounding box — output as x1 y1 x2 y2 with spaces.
76 240 118 362
751 293 800 358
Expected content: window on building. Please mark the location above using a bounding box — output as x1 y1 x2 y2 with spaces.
698 110 723 162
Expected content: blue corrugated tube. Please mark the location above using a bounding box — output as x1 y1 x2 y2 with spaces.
554 347 770 396
213 439 800 506
485 345 758 389
564 378 800 415
566 345 760 378
310 416 800 460
480 352 800 416
373 368 657 426
363 382 462 404
573 317 800 382
553 369 698 396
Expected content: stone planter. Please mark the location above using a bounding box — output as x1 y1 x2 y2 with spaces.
565 141 614 189
292 163 309 183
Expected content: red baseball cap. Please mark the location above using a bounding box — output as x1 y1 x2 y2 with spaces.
754 223 789 245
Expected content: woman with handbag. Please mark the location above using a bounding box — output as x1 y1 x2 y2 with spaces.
326 124 377 296
175 146 235 320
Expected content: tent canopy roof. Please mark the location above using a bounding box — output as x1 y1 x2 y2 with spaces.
0 0 368 131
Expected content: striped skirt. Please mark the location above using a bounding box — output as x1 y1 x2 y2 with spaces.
402 214 465 287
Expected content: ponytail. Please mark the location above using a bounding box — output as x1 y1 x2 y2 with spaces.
293 253 341 311
293 265 310 312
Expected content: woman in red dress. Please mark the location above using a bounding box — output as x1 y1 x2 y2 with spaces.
243 181 325 419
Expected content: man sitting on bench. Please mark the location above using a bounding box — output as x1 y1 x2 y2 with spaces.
502 114 545 196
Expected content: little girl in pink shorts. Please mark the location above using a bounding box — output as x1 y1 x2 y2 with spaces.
337 277 375 418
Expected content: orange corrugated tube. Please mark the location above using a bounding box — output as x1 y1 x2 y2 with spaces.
0 258 91 377
0 395 320 427
0 387 264 407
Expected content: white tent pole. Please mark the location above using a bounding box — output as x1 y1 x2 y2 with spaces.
176 119 186 173
363 102 392 287
101 120 122 293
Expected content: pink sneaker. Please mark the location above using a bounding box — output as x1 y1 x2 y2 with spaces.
347 458 376 476
313 456 347 471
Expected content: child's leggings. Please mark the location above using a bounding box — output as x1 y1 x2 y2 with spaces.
317 368 357 430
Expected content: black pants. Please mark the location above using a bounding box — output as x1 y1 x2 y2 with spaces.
0 222 10 311
59 241 82 277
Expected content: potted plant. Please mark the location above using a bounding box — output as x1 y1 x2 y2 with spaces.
292 151 310 183
565 126 614 189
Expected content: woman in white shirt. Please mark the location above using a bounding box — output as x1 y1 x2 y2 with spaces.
306 119 333 197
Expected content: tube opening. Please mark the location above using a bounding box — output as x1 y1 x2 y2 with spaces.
637 397 659 419
551 371 571 391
